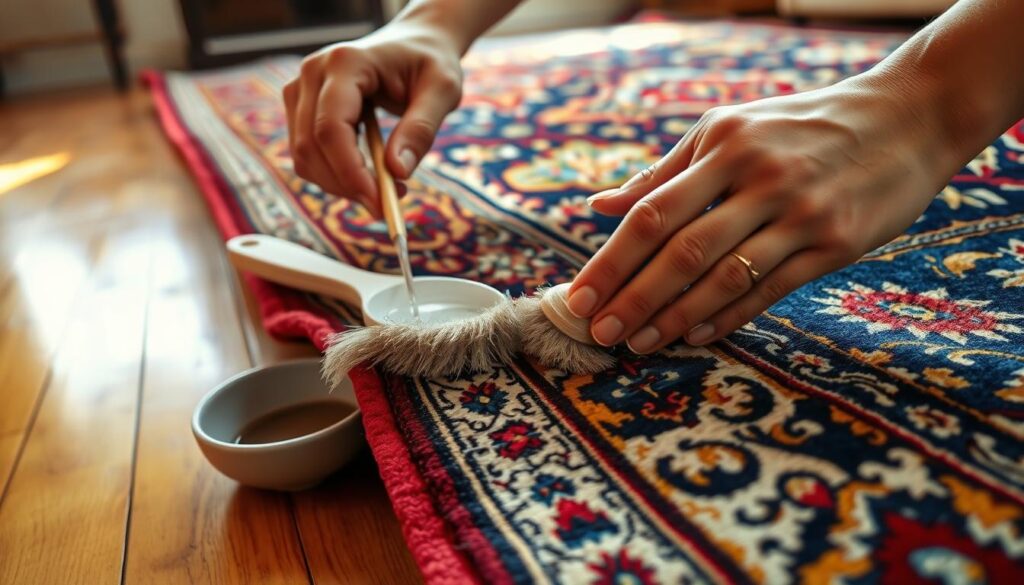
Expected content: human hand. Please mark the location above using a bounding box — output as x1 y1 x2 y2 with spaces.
283 18 464 216
567 75 960 353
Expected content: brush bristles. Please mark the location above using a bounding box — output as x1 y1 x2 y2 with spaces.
515 293 616 374
322 289 614 385
322 298 522 384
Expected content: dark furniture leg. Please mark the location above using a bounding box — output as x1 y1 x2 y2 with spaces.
92 0 128 90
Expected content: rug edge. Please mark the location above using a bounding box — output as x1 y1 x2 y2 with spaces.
141 69 342 348
349 366 482 585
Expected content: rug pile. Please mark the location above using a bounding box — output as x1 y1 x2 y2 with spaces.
148 15 1024 583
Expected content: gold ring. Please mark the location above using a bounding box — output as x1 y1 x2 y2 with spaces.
729 252 761 283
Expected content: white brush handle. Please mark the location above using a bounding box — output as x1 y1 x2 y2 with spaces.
227 235 401 308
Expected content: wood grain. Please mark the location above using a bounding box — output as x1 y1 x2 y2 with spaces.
0 206 153 582
122 162 310 584
291 454 423 585
0 91 158 582
0 88 421 584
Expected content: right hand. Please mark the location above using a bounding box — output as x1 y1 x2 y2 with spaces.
283 19 464 216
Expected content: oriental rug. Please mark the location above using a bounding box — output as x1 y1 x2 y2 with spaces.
147 15 1024 584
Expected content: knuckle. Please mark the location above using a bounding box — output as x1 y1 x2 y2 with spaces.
663 302 693 334
817 215 849 248
727 304 755 329
589 258 620 283
292 158 310 179
435 70 463 98
719 260 752 296
402 117 439 150
753 153 792 181
627 197 668 240
282 81 297 102
666 232 709 276
759 277 791 308
790 195 828 224
698 106 722 126
705 110 746 140
313 119 342 144
621 290 654 318
325 45 355 67
294 137 317 158
299 56 320 76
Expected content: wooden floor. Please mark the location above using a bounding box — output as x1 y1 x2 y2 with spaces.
0 87 421 584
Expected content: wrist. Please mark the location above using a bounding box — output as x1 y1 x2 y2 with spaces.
849 66 973 178
393 0 481 55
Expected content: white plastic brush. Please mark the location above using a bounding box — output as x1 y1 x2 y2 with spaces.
322 283 615 382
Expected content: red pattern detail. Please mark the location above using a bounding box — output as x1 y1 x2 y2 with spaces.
553 499 605 533
588 549 659 585
840 291 997 334
490 422 543 460
789 478 834 509
876 513 1021 585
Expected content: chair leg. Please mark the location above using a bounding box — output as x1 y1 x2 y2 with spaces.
92 0 128 90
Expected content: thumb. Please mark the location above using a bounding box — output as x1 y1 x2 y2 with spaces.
386 79 459 180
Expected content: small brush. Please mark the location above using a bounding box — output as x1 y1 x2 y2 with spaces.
323 283 614 382
361 104 419 321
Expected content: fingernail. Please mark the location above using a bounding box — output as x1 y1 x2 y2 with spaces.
398 148 417 176
591 315 624 346
687 323 715 346
626 326 661 354
586 188 619 205
567 285 598 317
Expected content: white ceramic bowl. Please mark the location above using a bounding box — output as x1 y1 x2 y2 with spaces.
192 359 364 491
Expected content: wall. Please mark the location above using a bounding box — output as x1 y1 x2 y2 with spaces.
1 0 187 94
0 0 633 96
488 0 636 36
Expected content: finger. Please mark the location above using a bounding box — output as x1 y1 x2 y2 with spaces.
625 226 809 354
588 196 770 346
587 119 707 216
315 79 381 216
293 64 347 197
386 70 462 180
688 248 845 346
567 156 730 320
283 80 299 154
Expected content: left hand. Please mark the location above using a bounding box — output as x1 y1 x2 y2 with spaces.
566 74 960 353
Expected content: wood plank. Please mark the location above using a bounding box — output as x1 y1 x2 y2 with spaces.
0 90 163 582
121 117 310 584
0 90 165 497
0 230 100 502
0 209 153 582
291 454 423 584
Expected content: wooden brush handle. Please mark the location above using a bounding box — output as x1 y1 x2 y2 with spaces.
361 105 405 242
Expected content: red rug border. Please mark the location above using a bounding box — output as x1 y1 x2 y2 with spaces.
142 69 475 584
